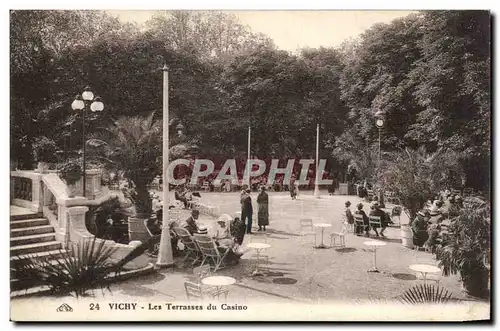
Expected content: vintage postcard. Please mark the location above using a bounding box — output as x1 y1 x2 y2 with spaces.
9 9 491 322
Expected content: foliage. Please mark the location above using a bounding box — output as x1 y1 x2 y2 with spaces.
87 113 161 215
382 147 464 219
15 238 116 297
57 159 82 185
10 10 490 191
398 284 453 304
32 136 59 163
15 237 154 297
330 128 378 182
145 11 275 60
435 203 490 298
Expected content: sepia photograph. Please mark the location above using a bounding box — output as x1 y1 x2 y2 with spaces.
8 7 491 322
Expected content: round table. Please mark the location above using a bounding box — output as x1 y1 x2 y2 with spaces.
201 275 236 286
246 243 271 276
409 264 441 284
201 276 236 301
363 241 387 273
313 223 332 249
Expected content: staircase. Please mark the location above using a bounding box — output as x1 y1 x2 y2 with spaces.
10 212 67 292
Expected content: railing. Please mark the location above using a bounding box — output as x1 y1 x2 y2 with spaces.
13 177 32 201
11 170 43 212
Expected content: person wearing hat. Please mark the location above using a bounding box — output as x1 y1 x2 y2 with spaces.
344 201 354 226
354 203 369 236
368 201 389 237
241 188 254 234
411 209 431 247
184 209 201 235
257 186 269 231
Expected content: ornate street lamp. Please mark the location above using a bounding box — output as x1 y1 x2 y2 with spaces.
374 109 385 206
375 110 385 168
71 86 104 197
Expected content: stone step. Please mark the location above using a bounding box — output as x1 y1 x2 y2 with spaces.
10 218 49 229
10 258 73 291
10 233 56 246
10 241 62 256
11 225 54 238
10 213 43 221
10 249 68 265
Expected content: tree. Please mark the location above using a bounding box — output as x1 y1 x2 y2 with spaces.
383 147 464 219
145 11 275 60
87 113 161 215
406 10 490 189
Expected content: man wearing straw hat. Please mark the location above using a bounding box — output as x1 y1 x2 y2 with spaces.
184 209 201 235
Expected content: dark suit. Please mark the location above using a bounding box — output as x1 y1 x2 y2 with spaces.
241 194 253 234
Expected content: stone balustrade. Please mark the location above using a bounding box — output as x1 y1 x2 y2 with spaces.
11 169 150 270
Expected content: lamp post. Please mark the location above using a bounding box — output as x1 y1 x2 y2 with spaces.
314 123 320 198
374 110 385 206
374 110 385 170
71 87 104 197
156 64 174 269
247 126 252 187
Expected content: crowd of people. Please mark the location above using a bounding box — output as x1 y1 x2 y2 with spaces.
409 189 465 252
344 200 393 238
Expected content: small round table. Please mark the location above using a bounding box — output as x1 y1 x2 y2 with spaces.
364 241 387 273
201 276 236 301
246 243 271 276
202 275 236 287
409 264 441 284
313 223 332 249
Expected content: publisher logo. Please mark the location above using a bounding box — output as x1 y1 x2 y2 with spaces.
56 303 73 312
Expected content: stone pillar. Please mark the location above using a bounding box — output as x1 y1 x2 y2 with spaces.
86 169 102 199
30 174 43 212
66 206 90 249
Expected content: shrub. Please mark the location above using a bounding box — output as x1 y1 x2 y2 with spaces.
32 136 59 163
57 160 82 185
398 284 453 304
435 204 490 298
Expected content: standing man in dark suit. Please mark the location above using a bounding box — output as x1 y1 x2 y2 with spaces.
241 188 254 234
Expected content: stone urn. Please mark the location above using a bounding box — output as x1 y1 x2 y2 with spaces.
65 185 78 198
37 161 49 173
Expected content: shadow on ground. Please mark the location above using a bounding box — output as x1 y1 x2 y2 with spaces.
273 277 298 285
392 273 418 281
335 247 357 253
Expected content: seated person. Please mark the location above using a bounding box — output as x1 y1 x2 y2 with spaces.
425 222 442 252
368 202 389 237
230 217 247 246
194 224 244 265
184 209 201 235
354 203 369 236
411 209 431 247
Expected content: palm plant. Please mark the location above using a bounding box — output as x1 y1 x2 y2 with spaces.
435 203 490 298
87 112 162 216
14 237 155 297
398 284 453 304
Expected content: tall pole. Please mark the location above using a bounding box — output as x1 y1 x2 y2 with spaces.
82 107 86 198
156 65 174 268
314 123 320 198
378 128 381 170
247 126 251 187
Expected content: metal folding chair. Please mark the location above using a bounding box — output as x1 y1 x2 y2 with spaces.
173 227 202 265
193 234 231 272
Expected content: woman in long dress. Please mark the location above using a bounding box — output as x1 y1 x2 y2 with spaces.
257 186 269 231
